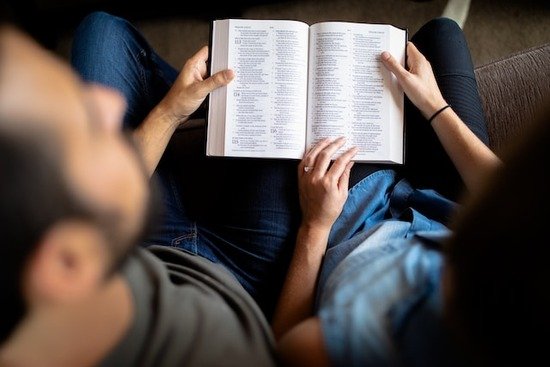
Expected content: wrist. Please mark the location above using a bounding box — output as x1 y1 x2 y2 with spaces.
422 97 448 120
299 222 332 239
153 100 189 129
427 104 452 125
296 224 330 255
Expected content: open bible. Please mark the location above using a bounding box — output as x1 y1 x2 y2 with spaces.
207 19 407 163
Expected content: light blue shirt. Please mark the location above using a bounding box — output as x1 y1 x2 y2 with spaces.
315 170 463 366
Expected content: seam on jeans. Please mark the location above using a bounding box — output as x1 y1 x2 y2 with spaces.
151 53 175 88
170 232 195 246
170 227 198 253
436 72 477 80
192 222 198 251
167 171 187 216
137 48 150 99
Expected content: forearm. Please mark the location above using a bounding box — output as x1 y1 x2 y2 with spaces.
380 44 502 190
431 107 502 191
271 224 329 341
132 104 183 177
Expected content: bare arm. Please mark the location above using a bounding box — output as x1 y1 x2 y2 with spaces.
277 317 331 367
272 138 356 365
133 46 234 176
272 137 356 340
271 224 329 341
381 42 502 191
430 107 500 190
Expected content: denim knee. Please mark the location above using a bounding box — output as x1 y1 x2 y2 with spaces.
75 11 127 36
73 12 131 52
422 17 462 32
75 13 145 68
70 11 144 82
417 17 462 38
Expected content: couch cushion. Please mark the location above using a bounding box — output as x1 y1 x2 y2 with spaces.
474 43 550 154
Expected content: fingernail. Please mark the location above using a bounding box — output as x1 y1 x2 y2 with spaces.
381 51 391 60
225 69 235 80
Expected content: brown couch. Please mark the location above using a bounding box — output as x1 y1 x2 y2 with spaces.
475 42 550 156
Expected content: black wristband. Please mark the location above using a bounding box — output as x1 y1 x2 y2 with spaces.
428 104 451 124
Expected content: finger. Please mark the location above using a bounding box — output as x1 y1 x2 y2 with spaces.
405 41 425 66
198 59 208 79
327 146 358 180
380 48 408 82
185 45 213 80
196 69 235 97
189 45 209 65
314 137 347 175
304 137 332 159
300 137 332 170
338 161 354 192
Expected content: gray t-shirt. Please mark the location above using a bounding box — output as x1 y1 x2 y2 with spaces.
100 245 277 367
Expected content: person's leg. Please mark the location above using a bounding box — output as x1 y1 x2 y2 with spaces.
71 11 178 129
404 17 488 201
70 11 196 248
169 150 301 320
70 11 302 319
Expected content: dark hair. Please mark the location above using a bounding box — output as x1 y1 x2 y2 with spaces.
444 102 550 366
0 124 95 344
0 1 15 25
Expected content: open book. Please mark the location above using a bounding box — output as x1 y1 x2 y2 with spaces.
207 19 407 163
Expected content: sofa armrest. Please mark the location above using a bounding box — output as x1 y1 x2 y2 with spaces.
474 43 550 155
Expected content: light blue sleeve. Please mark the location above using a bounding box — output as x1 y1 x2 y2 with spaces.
317 224 446 367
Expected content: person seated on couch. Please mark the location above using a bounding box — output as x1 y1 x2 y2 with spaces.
272 17 549 367
0 14 279 367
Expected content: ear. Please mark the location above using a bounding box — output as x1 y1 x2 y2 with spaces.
84 84 126 133
23 220 109 306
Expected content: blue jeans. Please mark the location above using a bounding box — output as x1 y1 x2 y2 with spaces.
71 11 301 320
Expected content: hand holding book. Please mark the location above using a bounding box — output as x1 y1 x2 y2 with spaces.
380 41 448 120
207 19 407 164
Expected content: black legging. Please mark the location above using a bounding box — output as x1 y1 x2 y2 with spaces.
350 17 489 201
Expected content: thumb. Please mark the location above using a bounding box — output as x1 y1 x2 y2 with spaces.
380 50 408 82
198 69 235 96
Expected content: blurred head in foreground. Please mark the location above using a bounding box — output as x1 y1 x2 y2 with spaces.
0 19 156 346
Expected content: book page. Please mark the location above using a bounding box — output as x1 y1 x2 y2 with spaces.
209 19 310 159
306 22 405 163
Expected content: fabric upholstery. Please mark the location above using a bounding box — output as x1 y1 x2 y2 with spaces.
474 43 550 154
